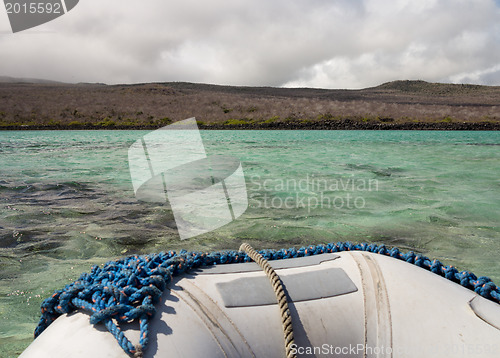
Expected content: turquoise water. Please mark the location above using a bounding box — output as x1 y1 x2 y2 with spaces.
1 130 500 356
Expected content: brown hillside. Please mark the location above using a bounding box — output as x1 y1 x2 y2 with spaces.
0 80 498 129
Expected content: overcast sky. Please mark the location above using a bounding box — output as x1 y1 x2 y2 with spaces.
1 0 499 88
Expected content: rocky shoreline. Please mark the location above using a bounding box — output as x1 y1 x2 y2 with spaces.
2 119 499 130
200 120 500 130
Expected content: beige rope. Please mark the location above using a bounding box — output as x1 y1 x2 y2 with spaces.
133 344 143 358
239 243 296 358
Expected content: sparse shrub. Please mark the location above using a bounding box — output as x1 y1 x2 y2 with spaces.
157 117 172 125
121 120 138 127
47 119 61 126
263 116 280 123
221 105 233 114
317 113 338 121
378 117 394 123
224 119 249 125
97 117 116 127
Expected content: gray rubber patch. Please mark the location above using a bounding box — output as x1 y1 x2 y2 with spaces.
216 267 357 307
195 253 339 275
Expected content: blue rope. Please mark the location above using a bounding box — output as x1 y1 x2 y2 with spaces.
34 242 500 357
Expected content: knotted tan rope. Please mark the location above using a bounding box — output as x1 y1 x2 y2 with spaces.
239 243 296 358
133 344 143 358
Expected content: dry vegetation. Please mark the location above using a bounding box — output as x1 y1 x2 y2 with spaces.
0 80 499 129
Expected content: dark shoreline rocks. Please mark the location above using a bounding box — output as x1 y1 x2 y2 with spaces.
198 120 500 131
1 120 499 131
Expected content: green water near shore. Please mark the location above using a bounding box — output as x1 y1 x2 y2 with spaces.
1 130 499 356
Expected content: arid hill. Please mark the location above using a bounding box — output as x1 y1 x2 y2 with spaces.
0 79 499 129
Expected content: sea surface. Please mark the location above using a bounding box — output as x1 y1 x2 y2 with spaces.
1 130 500 356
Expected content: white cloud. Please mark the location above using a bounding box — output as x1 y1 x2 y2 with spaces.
0 0 499 88
450 63 500 84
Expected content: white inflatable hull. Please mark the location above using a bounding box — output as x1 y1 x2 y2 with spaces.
21 251 500 357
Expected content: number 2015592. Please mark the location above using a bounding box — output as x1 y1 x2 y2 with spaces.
5 2 62 14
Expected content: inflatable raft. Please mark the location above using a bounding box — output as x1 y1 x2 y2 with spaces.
20 242 500 358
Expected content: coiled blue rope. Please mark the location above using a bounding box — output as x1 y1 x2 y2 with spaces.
34 242 500 357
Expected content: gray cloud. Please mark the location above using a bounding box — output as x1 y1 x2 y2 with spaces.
0 0 499 88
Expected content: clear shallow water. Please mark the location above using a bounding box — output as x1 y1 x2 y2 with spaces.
1 130 499 356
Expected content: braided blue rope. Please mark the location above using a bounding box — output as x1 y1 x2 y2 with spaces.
34 242 500 357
